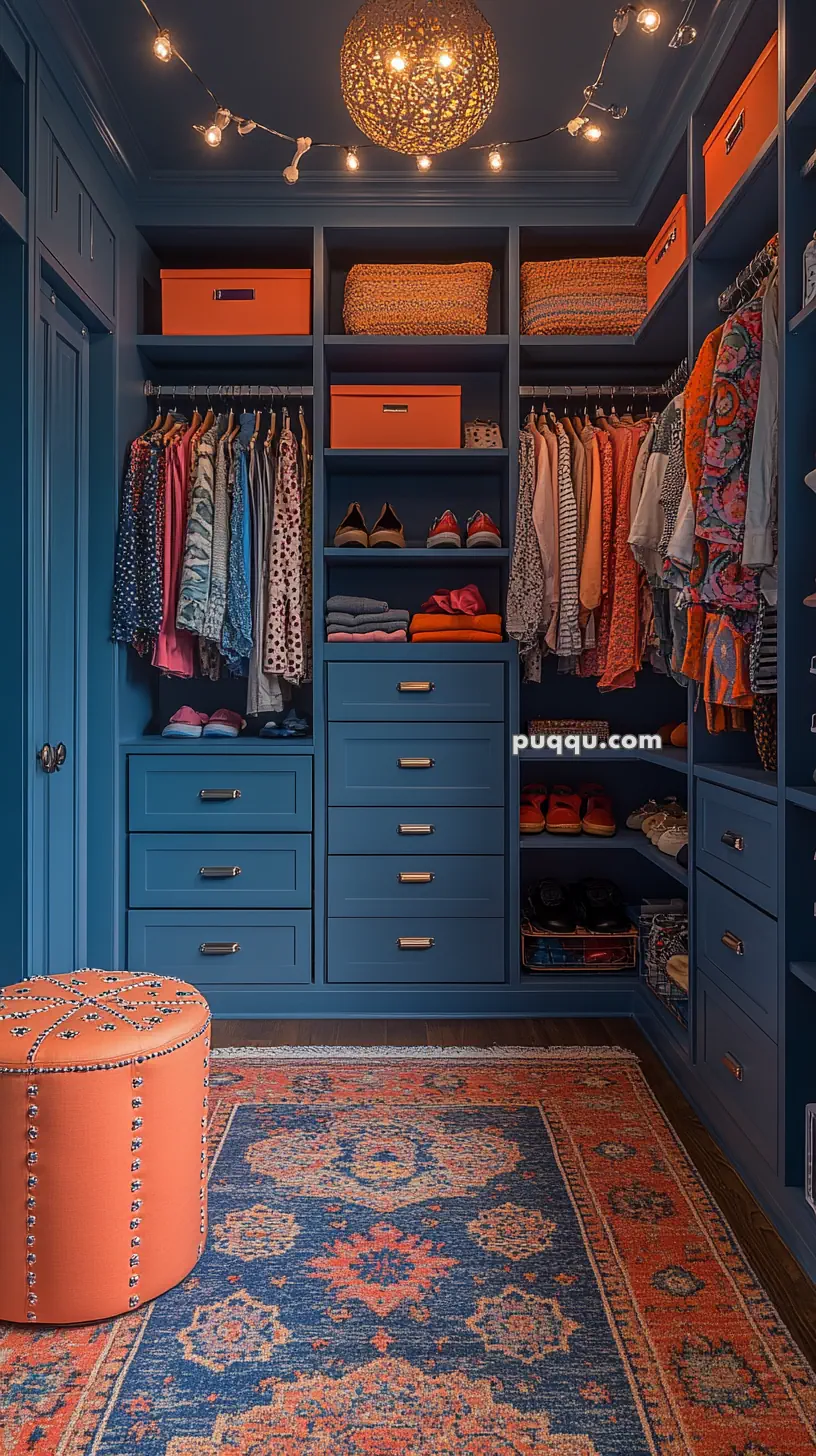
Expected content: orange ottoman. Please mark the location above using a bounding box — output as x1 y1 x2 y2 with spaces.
0 970 211 1325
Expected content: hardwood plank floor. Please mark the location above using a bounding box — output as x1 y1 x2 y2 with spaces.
211 1015 816 1368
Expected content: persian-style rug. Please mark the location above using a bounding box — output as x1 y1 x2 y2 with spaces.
1 1047 815 1455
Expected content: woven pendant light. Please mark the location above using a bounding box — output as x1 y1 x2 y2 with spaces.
340 0 499 157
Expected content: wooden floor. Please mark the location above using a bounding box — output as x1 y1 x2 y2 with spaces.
211 1015 816 1369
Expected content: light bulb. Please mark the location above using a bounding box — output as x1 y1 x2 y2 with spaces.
389 52 407 72
583 122 603 143
488 148 503 171
345 148 360 171
669 23 697 46
204 123 222 147
438 51 454 68
416 154 432 171
567 115 589 137
237 119 257 136
637 7 661 33
152 28 173 62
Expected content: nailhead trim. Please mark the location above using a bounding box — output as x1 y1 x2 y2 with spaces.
25 1084 38 1320
0 1019 210 1074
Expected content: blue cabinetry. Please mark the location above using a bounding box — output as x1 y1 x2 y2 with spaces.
128 755 312 832
37 122 117 320
328 723 505 808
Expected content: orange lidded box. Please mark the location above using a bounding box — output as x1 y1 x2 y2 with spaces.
703 34 778 224
646 195 688 311
330 384 462 449
160 269 312 335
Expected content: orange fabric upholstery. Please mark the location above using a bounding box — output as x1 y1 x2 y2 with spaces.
0 971 210 1325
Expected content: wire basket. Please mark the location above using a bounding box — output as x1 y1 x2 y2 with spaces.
639 901 688 1026
522 919 637 973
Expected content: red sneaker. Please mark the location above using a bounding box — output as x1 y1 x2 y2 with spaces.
466 511 502 548
427 509 462 548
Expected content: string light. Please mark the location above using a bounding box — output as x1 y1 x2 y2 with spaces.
152 27 173 61
637 7 661 33
136 0 700 182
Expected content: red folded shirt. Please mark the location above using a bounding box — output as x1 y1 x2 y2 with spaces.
420 585 488 616
409 613 502 635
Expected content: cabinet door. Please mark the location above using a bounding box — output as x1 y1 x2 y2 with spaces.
44 137 85 277
328 723 505 807
88 201 116 319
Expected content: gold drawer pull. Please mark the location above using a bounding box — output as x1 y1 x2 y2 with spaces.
397 936 435 950
398 824 434 835
721 931 744 956
199 788 241 801
199 942 241 955
721 830 744 852
722 1052 744 1082
399 871 434 884
199 866 242 878
398 681 434 693
398 757 434 769
383 403 409 413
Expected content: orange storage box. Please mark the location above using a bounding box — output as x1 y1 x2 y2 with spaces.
646 195 688 311
331 384 461 449
703 34 778 224
161 268 311 335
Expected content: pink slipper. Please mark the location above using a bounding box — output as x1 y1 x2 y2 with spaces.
162 707 209 738
203 708 247 738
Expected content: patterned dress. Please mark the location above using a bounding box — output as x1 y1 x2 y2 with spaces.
176 425 217 636
265 421 305 683
112 436 164 656
506 431 545 682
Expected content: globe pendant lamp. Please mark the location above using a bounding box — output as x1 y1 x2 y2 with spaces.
340 0 500 157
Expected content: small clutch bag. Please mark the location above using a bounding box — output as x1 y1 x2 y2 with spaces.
464 419 503 449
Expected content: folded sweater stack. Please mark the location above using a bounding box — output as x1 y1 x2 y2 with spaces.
326 594 410 643
408 585 504 643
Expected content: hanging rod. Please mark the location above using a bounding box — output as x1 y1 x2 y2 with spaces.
143 382 314 399
718 235 778 315
519 383 668 398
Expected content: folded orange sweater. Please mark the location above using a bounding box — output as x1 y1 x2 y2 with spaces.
409 613 502 635
410 631 504 643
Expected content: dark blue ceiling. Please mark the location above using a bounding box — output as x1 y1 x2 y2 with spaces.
64 0 717 183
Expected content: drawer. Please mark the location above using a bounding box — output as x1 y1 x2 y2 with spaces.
328 856 503 917
697 871 778 1039
329 806 506 855
327 662 504 722
328 723 504 807
697 972 778 1170
129 834 311 909
128 755 312 832
127 911 312 985
327 917 505 983
696 780 777 914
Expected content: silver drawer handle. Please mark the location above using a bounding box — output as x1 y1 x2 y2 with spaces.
199 866 242 878
200 942 241 955
200 788 241 801
398 871 434 884
725 109 745 154
398 823 434 835
397 936 434 950
398 757 434 769
721 830 744 852
398 681 434 693
721 930 744 956
722 1052 743 1082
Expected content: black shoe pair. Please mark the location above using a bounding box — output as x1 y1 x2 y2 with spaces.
526 877 630 934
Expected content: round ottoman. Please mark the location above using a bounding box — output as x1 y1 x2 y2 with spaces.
0 970 210 1324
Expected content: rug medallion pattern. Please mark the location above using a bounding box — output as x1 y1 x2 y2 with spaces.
1 1049 815 1454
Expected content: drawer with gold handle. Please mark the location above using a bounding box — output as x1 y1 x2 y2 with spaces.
327 662 503 722
328 916 505 983
128 755 312 831
199 787 241 802
698 870 778 1040
129 834 311 909
399 823 434 836
127 910 312 986
720 829 745 852
327 855 503 918
397 936 435 950
697 970 777 1168
720 930 744 956
329 723 504 807
199 865 242 878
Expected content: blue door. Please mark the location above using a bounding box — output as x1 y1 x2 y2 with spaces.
30 286 88 974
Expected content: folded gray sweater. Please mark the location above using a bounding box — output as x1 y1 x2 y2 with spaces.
325 618 410 634
326 610 410 628
326 594 389 615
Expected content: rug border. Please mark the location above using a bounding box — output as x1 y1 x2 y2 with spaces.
210 1044 639 1062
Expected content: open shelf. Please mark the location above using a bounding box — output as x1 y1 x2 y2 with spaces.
120 736 314 753
136 335 314 369
789 297 816 335
324 335 508 371
694 762 778 803
520 828 688 886
791 962 816 994
788 67 816 127
519 262 688 372
692 131 778 265
517 747 689 771
323 641 516 660
325 448 508 475
324 546 508 563
787 786 816 813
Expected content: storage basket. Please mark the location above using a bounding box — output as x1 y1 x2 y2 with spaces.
520 258 647 336
464 419 503 449
343 262 493 336
528 718 610 739
639 900 689 1025
522 919 637 973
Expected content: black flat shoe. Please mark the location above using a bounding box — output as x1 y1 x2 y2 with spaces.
570 878 630 934
527 880 576 933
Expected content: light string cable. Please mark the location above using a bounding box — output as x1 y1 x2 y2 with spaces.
136 0 690 180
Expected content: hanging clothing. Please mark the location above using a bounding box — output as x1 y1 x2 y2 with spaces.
153 424 196 678
554 424 582 658
176 424 218 636
222 415 255 675
507 430 545 681
530 418 557 631
201 429 231 645
113 436 164 654
742 268 778 578
599 423 646 691
247 435 284 716
299 409 314 685
265 417 305 683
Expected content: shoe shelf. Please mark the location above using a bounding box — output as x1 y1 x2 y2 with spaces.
520 829 688 887
323 547 510 563
516 746 688 771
